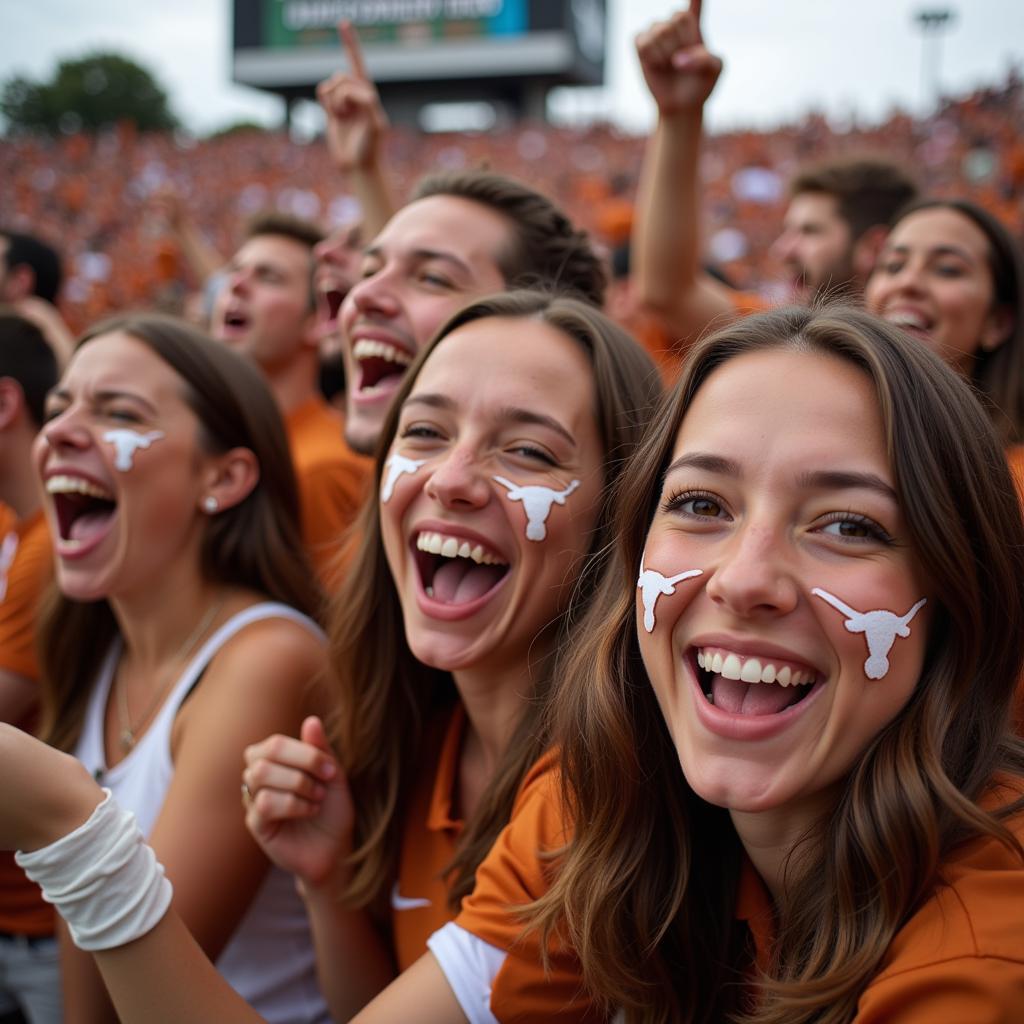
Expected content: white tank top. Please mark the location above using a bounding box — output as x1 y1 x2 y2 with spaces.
75 602 330 1023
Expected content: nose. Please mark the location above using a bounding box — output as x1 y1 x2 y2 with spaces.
226 265 252 296
423 447 492 511
40 405 92 453
770 229 798 265
884 258 927 296
705 522 799 619
347 265 400 320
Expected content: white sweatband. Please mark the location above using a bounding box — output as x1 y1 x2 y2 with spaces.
15 790 173 951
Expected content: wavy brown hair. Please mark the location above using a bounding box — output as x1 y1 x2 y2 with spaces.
326 289 660 914
533 304 1024 1023
39 313 321 751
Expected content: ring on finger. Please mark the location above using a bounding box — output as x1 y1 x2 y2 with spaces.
241 781 253 807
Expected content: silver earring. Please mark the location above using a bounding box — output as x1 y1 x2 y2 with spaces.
202 496 219 514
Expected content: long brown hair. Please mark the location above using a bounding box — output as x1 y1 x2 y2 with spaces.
39 314 321 751
534 304 1024 1023
327 289 661 913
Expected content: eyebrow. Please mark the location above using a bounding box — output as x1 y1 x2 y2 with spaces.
665 452 897 501
48 387 159 417
883 242 978 265
402 395 577 447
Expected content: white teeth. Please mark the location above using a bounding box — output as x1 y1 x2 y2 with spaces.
352 339 413 366
886 311 929 331
415 532 506 566
740 658 763 683
696 650 813 688
425 586 434 597
46 475 114 501
721 654 742 680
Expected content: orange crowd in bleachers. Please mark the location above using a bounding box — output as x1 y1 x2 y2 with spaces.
1 70 1022 333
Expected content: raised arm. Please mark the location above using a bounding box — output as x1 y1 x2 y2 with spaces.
318 20 397 241
244 715 396 1018
632 2 735 348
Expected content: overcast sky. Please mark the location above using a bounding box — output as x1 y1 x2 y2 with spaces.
3 1 1021 136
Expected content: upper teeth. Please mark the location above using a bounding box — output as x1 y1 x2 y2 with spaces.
886 311 929 331
696 649 813 687
46 475 114 501
416 531 506 565
353 339 412 366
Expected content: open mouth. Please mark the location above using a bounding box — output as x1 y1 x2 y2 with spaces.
693 646 821 716
353 339 413 395
413 530 509 605
47 475 117 548
221 308 249 335
883 310 933 339
317 286 345 327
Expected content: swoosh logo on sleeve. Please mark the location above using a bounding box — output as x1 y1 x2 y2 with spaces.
390 882 432 911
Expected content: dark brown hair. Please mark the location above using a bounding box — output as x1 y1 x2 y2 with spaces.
412 171 608 308
790 159 918 243
39 313 321 751
0 307 59 427
534 304 1024 1023
882 197 1024 445
244 211 324 309
327 289 660 913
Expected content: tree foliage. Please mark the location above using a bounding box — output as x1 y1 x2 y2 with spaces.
1 52 177 134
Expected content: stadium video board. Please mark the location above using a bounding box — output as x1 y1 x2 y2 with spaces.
232 0 606 92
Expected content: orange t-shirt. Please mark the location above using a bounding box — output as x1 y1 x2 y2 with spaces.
391 706 466 970
736 780 1024 1022
450 756 600 1023
0 507 55 936
284 397 372 583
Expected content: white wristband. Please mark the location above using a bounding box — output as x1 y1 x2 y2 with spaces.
15 789 173 951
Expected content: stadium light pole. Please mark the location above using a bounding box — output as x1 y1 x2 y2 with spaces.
914 8 955 112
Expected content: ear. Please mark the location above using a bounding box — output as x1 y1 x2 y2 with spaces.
199 446 260 514
0 378 26 431
980 305 1014 353
851 225 889 284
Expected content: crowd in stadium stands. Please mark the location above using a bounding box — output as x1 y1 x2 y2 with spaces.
1 70 1021 332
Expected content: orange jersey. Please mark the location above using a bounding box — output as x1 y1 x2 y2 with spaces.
0 507 54 936
450 755 600 1022
736 780 1024 1022
284 398 372 582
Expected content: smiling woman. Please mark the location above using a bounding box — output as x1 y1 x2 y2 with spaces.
30 314 332 1023
533 304 1024 1023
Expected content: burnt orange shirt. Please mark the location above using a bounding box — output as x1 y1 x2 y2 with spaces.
284 397 371 583
736 781 1024 1022
392 706 466 970
0 507 54 936
454 755 601 1022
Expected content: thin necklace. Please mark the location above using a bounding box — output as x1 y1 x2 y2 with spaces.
116 596 226 753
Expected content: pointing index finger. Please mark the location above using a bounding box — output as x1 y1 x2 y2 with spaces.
338 19 368 80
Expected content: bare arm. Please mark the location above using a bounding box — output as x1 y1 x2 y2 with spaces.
152 188 225 283
632 2 735 347
244 716 396 1017
317 20 397 240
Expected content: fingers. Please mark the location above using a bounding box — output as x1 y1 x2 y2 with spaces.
636 6 702 65
338 19 368 80
243 732 337 783
299 715 332 753
317 73 380 119
243 757 328 805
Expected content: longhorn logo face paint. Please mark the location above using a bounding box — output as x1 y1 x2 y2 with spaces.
637 550 703 633
103 430 165 471
812 587 927 680
492 476 580 541
381 453 426 503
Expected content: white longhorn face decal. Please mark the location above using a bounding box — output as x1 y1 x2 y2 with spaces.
103 430 165 471
636 549 703 633
381 453 426 503
492 476 580 541
812 587 927 680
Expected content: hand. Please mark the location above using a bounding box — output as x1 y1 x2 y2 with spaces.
149 185 187 231
317 20 389 173
243 716 354 890
635 1 723 117
0 724 103 852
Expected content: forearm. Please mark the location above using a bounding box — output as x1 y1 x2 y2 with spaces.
349 156 397 243
174 221 225 283
302 881 397 1020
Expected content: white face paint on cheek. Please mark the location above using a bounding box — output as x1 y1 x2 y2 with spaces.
812 587 927 680
491 476 580 541
636 548 703 633
381 453 426 503
103 430 165 472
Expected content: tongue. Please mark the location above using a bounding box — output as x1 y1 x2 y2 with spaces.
432 559 505 604
711 677 802 716
69 507 115 543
